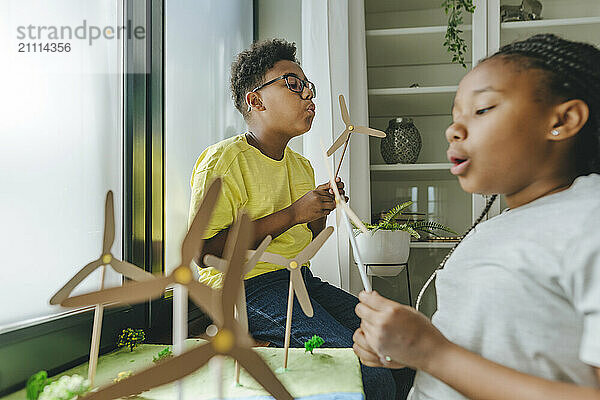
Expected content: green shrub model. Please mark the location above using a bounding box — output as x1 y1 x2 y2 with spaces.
304 335 324 354
152 347 173 363
26 371 51 400
117 328 145 352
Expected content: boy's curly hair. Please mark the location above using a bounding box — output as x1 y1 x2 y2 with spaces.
230 39 299 120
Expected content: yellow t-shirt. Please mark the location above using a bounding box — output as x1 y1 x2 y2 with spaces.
188 133 316 288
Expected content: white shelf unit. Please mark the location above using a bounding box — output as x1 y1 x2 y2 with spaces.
359 0 600 310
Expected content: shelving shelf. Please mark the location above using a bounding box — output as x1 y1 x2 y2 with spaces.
370 163 451 171
410 242 457 249
500 16 600 48
370 164 454 182
366 25 472 36
368 86 458 96
501 16 600 29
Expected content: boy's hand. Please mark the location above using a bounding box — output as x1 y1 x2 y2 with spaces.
290 185 335 224
290 178 349 224
325 177 349 202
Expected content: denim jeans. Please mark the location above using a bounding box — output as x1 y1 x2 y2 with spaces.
244 267 396 400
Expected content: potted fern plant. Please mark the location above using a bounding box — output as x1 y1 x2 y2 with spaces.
354 201 457 265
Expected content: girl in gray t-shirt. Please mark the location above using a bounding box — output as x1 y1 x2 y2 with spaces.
354 33 600 400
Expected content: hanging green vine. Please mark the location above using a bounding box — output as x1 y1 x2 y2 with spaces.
442 0 476 68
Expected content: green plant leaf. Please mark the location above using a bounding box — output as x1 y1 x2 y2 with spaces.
26 371 50 400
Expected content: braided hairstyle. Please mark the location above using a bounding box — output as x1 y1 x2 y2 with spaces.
230 39 299 120
486 33 600 175
416 34 600 310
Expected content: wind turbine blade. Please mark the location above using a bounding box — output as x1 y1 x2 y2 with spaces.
181 177 222 267
229 347 293 400
222 213 252 328
61 276 172 307
187 280 221 325
341 202 369 235
83 342 215 400
295 226 333 263
354 125 386 138
50 258 102 305
236 286 249 332
102 191 115 254
339 94 350 125
204 235 271 275
244 235 272 275
250 251 289 266
290 269 313 317
203 254 228 272
109 258 154 282
326 130 350 157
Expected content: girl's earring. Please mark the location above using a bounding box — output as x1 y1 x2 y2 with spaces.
551 129 560 136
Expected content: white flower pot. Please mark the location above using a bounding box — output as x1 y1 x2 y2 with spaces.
355 230 410 265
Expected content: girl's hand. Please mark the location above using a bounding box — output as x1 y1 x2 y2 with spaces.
353 327 405 369
354 290 451 371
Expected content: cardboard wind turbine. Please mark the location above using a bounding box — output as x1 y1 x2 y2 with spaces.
50 190 154 386
253 226 334 369
61 179 223 399
327 94 386 177
321 146 372 292
203 235 272 385
78 213 293 400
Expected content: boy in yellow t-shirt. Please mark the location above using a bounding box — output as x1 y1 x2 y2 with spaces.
188 39 396 399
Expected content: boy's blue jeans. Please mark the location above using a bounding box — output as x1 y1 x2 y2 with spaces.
244 266 396 400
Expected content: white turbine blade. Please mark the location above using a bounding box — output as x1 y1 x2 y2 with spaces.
342 212 372 292
340 202 368 235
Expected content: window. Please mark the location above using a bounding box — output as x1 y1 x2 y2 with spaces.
0 0 124 332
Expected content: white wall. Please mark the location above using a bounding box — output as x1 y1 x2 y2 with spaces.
256 0 304 154
165 0 253 273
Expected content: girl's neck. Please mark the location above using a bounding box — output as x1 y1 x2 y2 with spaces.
245 128 290 161
504 174 577 209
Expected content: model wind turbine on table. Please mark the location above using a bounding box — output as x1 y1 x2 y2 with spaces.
50 190 154 387
321 145 372 292
77 213 293 400
327 94 386 178
203 235 272 386
252 226 334 369
62 179 223 400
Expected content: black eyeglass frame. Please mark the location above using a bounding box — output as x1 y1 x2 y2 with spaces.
250 73 316 99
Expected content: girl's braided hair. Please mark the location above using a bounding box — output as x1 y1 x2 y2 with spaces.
487 33 600 175
418 34 600 310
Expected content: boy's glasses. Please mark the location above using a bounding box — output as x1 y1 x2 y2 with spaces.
247 73 316 111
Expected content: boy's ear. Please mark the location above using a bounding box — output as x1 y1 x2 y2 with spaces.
246 92 265 112
548 99 589 141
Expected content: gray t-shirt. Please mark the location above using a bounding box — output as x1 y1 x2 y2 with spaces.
410 173 600 400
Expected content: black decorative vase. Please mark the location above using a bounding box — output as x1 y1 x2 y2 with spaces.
380 117 422 164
